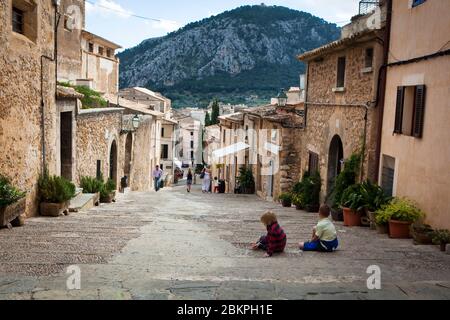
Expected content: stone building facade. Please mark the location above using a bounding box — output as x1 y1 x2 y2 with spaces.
0 0 59 217
298 4 387 202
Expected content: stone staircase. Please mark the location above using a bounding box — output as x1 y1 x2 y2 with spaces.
68 188 100 213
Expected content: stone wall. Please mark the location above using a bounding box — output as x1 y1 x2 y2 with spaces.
76 108 123 186
0 0 58 217
301 37 384 200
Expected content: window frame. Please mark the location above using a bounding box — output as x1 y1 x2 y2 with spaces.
308 151 319 174
12 7 24 35
336 56 346 88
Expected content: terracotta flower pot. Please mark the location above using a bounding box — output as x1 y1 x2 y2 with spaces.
331 208 343 222
389 220 412 239
376 224 389 234
343 207 361 227
281 200 292 208
100 191 116 204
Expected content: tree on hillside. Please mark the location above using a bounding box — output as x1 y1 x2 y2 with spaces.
210 99 220 125
205 112 211 126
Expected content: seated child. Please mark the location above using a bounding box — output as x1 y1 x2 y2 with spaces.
251 211 287 257
299 204 338 252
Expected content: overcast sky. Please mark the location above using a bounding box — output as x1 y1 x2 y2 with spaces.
85 0 361 49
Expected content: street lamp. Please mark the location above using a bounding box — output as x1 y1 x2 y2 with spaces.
132 115 140 130
276 88 287 107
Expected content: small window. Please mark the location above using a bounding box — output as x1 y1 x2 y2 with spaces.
190 151 194 160
98 46 104 56
412 0 426 8
381 155 395 197
64 15 72 31
12 7 24 34
394 85 426 138
190 141 194 148
223 129 226 143
190 131 194 136
88 43 94 53
161 127 165 137
161 145 169 159
336 56 346 88
96 160 102 180
106 48 113 58
308 151 319 174
365 48 374 68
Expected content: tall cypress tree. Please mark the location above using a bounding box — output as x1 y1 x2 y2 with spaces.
210 99 220 125
205 112 211 126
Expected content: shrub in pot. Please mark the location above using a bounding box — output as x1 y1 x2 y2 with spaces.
237 167 255 194
340 184 365 227
279 193 292 208
431 229 450 252
292 193 304 210
331 154 360 211
100 179 117 203
359 180 392 230
80 176 104 205
0 175 26 228
376 198 424 239
411 222 433 245
296 171 321 212
39 173 76 217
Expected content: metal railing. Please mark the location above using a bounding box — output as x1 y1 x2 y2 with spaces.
359 0 380 15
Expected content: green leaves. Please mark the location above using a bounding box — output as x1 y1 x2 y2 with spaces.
0 176 26 207
359 180 392 212
332 154 361 209
238 167 255 191
38 173 76 204
375 198 425 225
431 229 450 245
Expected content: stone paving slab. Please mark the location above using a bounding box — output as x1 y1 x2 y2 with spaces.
0 185 449 300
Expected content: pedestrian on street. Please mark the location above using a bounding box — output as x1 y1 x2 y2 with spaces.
201 167 211 193
152 165 163 192
251 211 287 258
186 168 193 193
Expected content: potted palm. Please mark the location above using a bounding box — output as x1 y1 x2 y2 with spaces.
376 198 424 239
341 184 364 227
279 193 292 208
432 229 450 252
0 176 26 228
39 173 76 217
100 179 117 203
359 180 392 230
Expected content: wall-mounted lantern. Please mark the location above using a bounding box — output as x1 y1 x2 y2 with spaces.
132 114 140 130
277 89 287 107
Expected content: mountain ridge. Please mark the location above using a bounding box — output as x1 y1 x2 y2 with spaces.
118 5 340 108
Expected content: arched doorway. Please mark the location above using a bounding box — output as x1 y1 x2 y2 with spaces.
109 140 118 185
124 133 133 181
327 135 344 196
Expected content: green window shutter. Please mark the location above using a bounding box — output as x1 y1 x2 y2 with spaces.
394 87 405 134
413 85 426 138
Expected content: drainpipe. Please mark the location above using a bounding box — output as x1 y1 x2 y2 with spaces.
40 1 60 174
374 0 392 183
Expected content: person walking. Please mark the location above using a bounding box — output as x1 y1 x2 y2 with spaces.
186 168 193 193
152 165 163 192
201 167 211 193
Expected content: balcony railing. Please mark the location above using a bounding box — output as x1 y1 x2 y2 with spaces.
359 0 380 15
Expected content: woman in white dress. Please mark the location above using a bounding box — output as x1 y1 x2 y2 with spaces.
202 168 211 193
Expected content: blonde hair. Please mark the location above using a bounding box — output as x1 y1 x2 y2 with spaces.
260 211 277 226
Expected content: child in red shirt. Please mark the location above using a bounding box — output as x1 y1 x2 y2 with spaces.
251 211 287 257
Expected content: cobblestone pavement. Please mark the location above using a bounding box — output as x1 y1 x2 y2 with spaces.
1 184 450 300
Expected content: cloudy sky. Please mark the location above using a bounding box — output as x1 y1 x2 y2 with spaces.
85 0 361 50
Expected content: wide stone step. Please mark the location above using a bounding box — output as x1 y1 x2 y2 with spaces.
69 193 99 213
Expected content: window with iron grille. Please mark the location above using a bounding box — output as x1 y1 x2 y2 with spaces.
336 57 346 88
12 7 24 34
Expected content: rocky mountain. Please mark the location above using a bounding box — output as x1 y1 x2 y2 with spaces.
118 5 340 108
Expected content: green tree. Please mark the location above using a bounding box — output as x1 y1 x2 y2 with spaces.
210 99 220 125
205 112 211 126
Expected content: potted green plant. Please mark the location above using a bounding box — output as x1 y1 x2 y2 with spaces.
330 154 360 221
0 175 26 228
411 222 434 245
432 229 450 252
100 179 117 203
237 167 255 194
80 176 104 205
376 198 424 239
340 184 365 227
359 180 392 230
375 207 390 234
39 173 76 217
292 193 304 210
279 192 292 208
